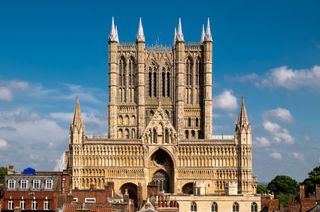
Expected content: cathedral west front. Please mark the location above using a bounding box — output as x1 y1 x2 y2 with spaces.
66 17 261 212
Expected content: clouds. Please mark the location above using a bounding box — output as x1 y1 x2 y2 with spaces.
263 120 294 145
227 65 320 92
254 136 270 147
0 138 9 150
0 87 12 101
269 152 283 160
214 90 238 111
263 107 293 123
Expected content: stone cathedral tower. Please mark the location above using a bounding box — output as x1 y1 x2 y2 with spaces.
67 17 260 212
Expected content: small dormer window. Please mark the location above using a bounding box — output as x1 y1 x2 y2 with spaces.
33 179 41 189
8 179 15 189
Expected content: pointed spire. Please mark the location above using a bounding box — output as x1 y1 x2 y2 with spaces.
204 17 212 42
109 16 118 42
200 24 205 43
237 96 249 127
115 25 119 42
136 17 145 42
72 96 83 128
176 17 184 42
173 27 177 46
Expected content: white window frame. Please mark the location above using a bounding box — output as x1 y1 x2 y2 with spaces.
8 199 14 210
33 179 41 190
8 179 15 189
84 198 96 203
20 199 25 210
44 197 49 210
72 197 78 203
20 179 28 189
45 179 53 189
32 199 37 210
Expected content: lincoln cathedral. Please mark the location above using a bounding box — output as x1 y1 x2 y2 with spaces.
66 17 261 211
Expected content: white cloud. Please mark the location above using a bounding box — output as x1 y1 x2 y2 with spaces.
227 65 320 91
291 152 304 160
0 87 13 101
254 136 270 147
264 108 293 123
263 121 294 144
8 80 30 90
50 112 73 122
0 138 9 150
215 90 238 111
269 152 283 160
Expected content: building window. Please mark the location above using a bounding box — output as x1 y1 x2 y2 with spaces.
153 71 157 97
211 202 218 212
20 198 25 210
8 199 13 210
45 179 53 189
44 197 49 210
251 202 258 212
8 179 15 189
152 129 157 144
185 130 189 139
20 179 28 189
190 201 197 212
32 198 37 210
33 179 41 189
195 118 199 127
72 198 78 203
167 72 170 97
85 198 96 203
233 202 239 212
165 129 169 144
162 71 166 97
149 70 152 97
191 130 195 139
188 118 192 127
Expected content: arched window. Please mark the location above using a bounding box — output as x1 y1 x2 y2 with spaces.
162 71 166 97
128 58 134 86
20 197 25 210
195 59 200 86
149 70 152 97
153 71 157 97
191 130 195 139
119 115 123 125
153 129 157 144
167 72 170 97
251 202 258 212
131 129 135 139
191 201 197 212
119 57 126 102
233 202 239 212
211 202 218 212
165 129 169 144
8 198 13 210
125 129 129 139
186 58 192 86
32 197 37 210
195 118 199 127
185 131 189 139
44 197 49 210
188 118 192 127
118 129 123 138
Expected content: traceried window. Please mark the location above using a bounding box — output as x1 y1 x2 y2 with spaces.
45 179 53 189
251 202 258 212
233 202 239 212
211 202 218 212
33 179 41 189
152 170 169 192
167 72 170 97
190 201 197 212
153 71 157 97
186 57 193 104
119 57 126 102
195 58 201 104
8 179 15 189
162 71 166 97
149 70 152 97
128 57 135 102
20 179 28 189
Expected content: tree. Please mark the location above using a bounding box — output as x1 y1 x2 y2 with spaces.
267 175 299 207
302 165 320 197
257 184 267 194
0 167 7 184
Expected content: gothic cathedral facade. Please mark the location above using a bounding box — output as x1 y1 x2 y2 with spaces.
67 17 260 211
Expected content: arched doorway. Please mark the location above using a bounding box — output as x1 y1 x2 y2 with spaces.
182 182 194 194
120 183 138 209
149 149 174 193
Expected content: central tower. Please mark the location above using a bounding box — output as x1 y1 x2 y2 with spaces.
108 17 213 141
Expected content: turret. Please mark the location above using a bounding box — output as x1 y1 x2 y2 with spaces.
203 17 213 138
174 18 186 140
70 97 84 144
235 96 251 137
108 16 119 138
136 17 146 138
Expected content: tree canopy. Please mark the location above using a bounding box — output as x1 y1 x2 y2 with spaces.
0 167 7 184
302 165 320 197
267 175 299 207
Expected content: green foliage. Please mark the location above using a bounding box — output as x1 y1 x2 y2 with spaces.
302 165 320 196
257 184 267 194
0 167 7 184
267 175 299 207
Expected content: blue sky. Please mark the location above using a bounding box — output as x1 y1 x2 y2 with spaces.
0 0 319 182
